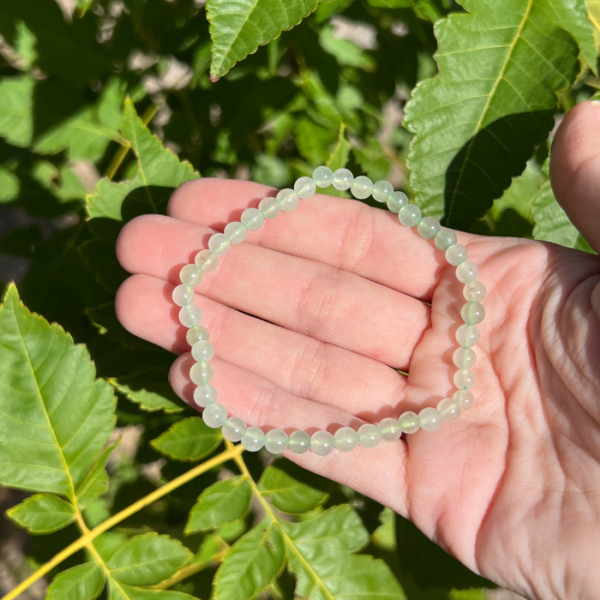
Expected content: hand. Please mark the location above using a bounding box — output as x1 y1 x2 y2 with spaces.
115 101 600 600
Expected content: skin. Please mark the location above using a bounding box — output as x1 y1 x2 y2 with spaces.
115 101 600 600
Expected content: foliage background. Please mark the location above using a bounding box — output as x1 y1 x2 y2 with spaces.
0 0 596 598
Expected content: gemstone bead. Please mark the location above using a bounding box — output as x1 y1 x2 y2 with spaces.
387 191 407 213
294 176 316 198
203 403 227 428
190 361 214 384
179 305 203 328
223 417 247 442
463 280 487 302
195 249 219 272
224 221 246 244
241 208 264 231
399 411 420 434
277 188 299 212
241 427 265 452
379 417 402 442
417 216 441 240
419 407 442 432
265 429 288 454
399 204 422 227
259 197 281 219
313 166 334 188
372 180 393 203
187 325 210 346
437 397 461 422
455 389 474 411
358 423 381 448
172 285 194 307
456 324 480 348
332 168 354 190
456 261 479 283
351 175 373 200
461 301 485 325
192 340 215 362
434 228 457 251
311 430 335 456
453 347 476 369
193 384 217 407
179 264 203 286
288 430 311 454
454 368 476 390
334 426 359 452
446 244 468 266
208 233 231 255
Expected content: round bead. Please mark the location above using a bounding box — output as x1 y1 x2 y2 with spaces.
419 407 442 432
358 423 381 448
387 191 407 213
179 305 203 328
453 347 476 369
179 264 203 286
208 233 231 256
294 176 317 199
434 228 457 251
277 188 299 212
172 285 194 307
461 301 485 325
399 411 420 434
446 244 468 266
417 216 441 240
265 429 288 454
224 221 246 244
334 426 359 452
187 325 210 346
241 427 266 452
456 261 479 283
193 384 217 407
454 368 476 390
437 397 461 422
192 340 215 362
332 168 354 190
463 280 487 302
372 180 393 203
398 204 422 227
288 430 311 454
203 403 227 428
241 208 265 231
455 389 475 411
350 175 373 200
259 197 281 219
379 417 402 442
222 417 247 442
313 166 334 188
456 324 479 348
190 361 214 384
195 249 219 272
311 430 335 456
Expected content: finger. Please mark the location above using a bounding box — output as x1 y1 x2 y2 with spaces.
550 101 600 253
116 214 430 370
168 179 465 300
115 273 406 416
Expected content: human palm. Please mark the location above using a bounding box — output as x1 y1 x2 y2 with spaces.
116 102 600 599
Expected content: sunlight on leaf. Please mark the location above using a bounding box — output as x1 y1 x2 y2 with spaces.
7 493 76 534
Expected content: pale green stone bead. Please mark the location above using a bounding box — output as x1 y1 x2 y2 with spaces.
437 397 461 423
419 407 442 432
332 168 354 190
454 389 475 411
313 166 334 188
351 175 373 200
456 324 479 348
192 340 215 362
463 280 487 302
179 304 202 328
454 368 476 390
265 429 288 454
208 232 230 255
222 417 247 442
456 261 479 283
294 176 316 199
358 423 381 448
379 417 402 442
288 430 311 454
334 426 359 452
224 221 246 244
193 384 217 408
399 411 420 434
180 264 203 286
190 361 214 384
241 427 265 452
417 216 441 239
172 284 194 307
259 197 281 219
387 191 407 213
311 430 335 456
277 188 299 212
195 249 219 272
241 207 264 231
372 180 394 202
203 403 227 428
453 347 476 369
434 228 457 251
187 325 210 346
461 301 485 325
446 244 468 266
399 204 422 227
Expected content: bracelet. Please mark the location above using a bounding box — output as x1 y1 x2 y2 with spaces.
173 166 486 456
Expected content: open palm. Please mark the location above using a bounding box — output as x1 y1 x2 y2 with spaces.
115 103 600 600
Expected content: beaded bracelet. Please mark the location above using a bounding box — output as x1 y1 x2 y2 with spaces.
173 166 486 456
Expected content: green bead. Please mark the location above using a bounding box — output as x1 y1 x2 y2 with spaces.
446 244 468 265
313 166 334 188
434 228 457 251
288 430 311 454
208 232 231 255
461 301 485 325
350 175 373 200
172 284 194 307
358 423 381 448
454 389 475 411
195 249 219 272
419 407 442 432
398 204 422 227
378 417 402 442
180 264 203 286
187 325 210 346
386 191 407 213
334 426 358 452
241 427 265 452
193 383 217 408
453 347 476 369
190 360 214 384
417 216 440 239
203 403 227 428
332 168 354 191
259 197 281 219
372 180 393 203
456 261 479 283
456 324 479 347
223 417 247 442
277 188 299 212
311 430 335 456
463 280 487 302
224 221 246 244
179 305 202 327
437 397 461 422
241 208 264 231
192 340 215 362
265 429 288 454
399 411 420 434
294 176 317 199
454 368 475 390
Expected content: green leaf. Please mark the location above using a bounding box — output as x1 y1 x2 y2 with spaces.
326 122 350 171
76 440 119 510
404 0 594 231
46 563 105 600
76 0 95 16
6 493 76 534
0 75 34 147
207 0 324 80
186 476 252 534
151 417 222 461
0 284 116 495
107 532 194 586
296 117 337 166
213 519 285 600
109 583 198 600
111 370 184 414
0 167 19 202
319 26 375 70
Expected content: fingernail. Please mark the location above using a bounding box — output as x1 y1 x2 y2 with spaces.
591 100 600 123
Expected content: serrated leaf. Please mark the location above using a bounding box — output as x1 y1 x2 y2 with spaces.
0 284 116 495
213 519 285 600
107 532 193 586
186 476 252 534
6 493 76 534
109 582 198 600
46 562 105 600
76 440 119 510
111 370 184 414
404 0 594 231
152 417 222 461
